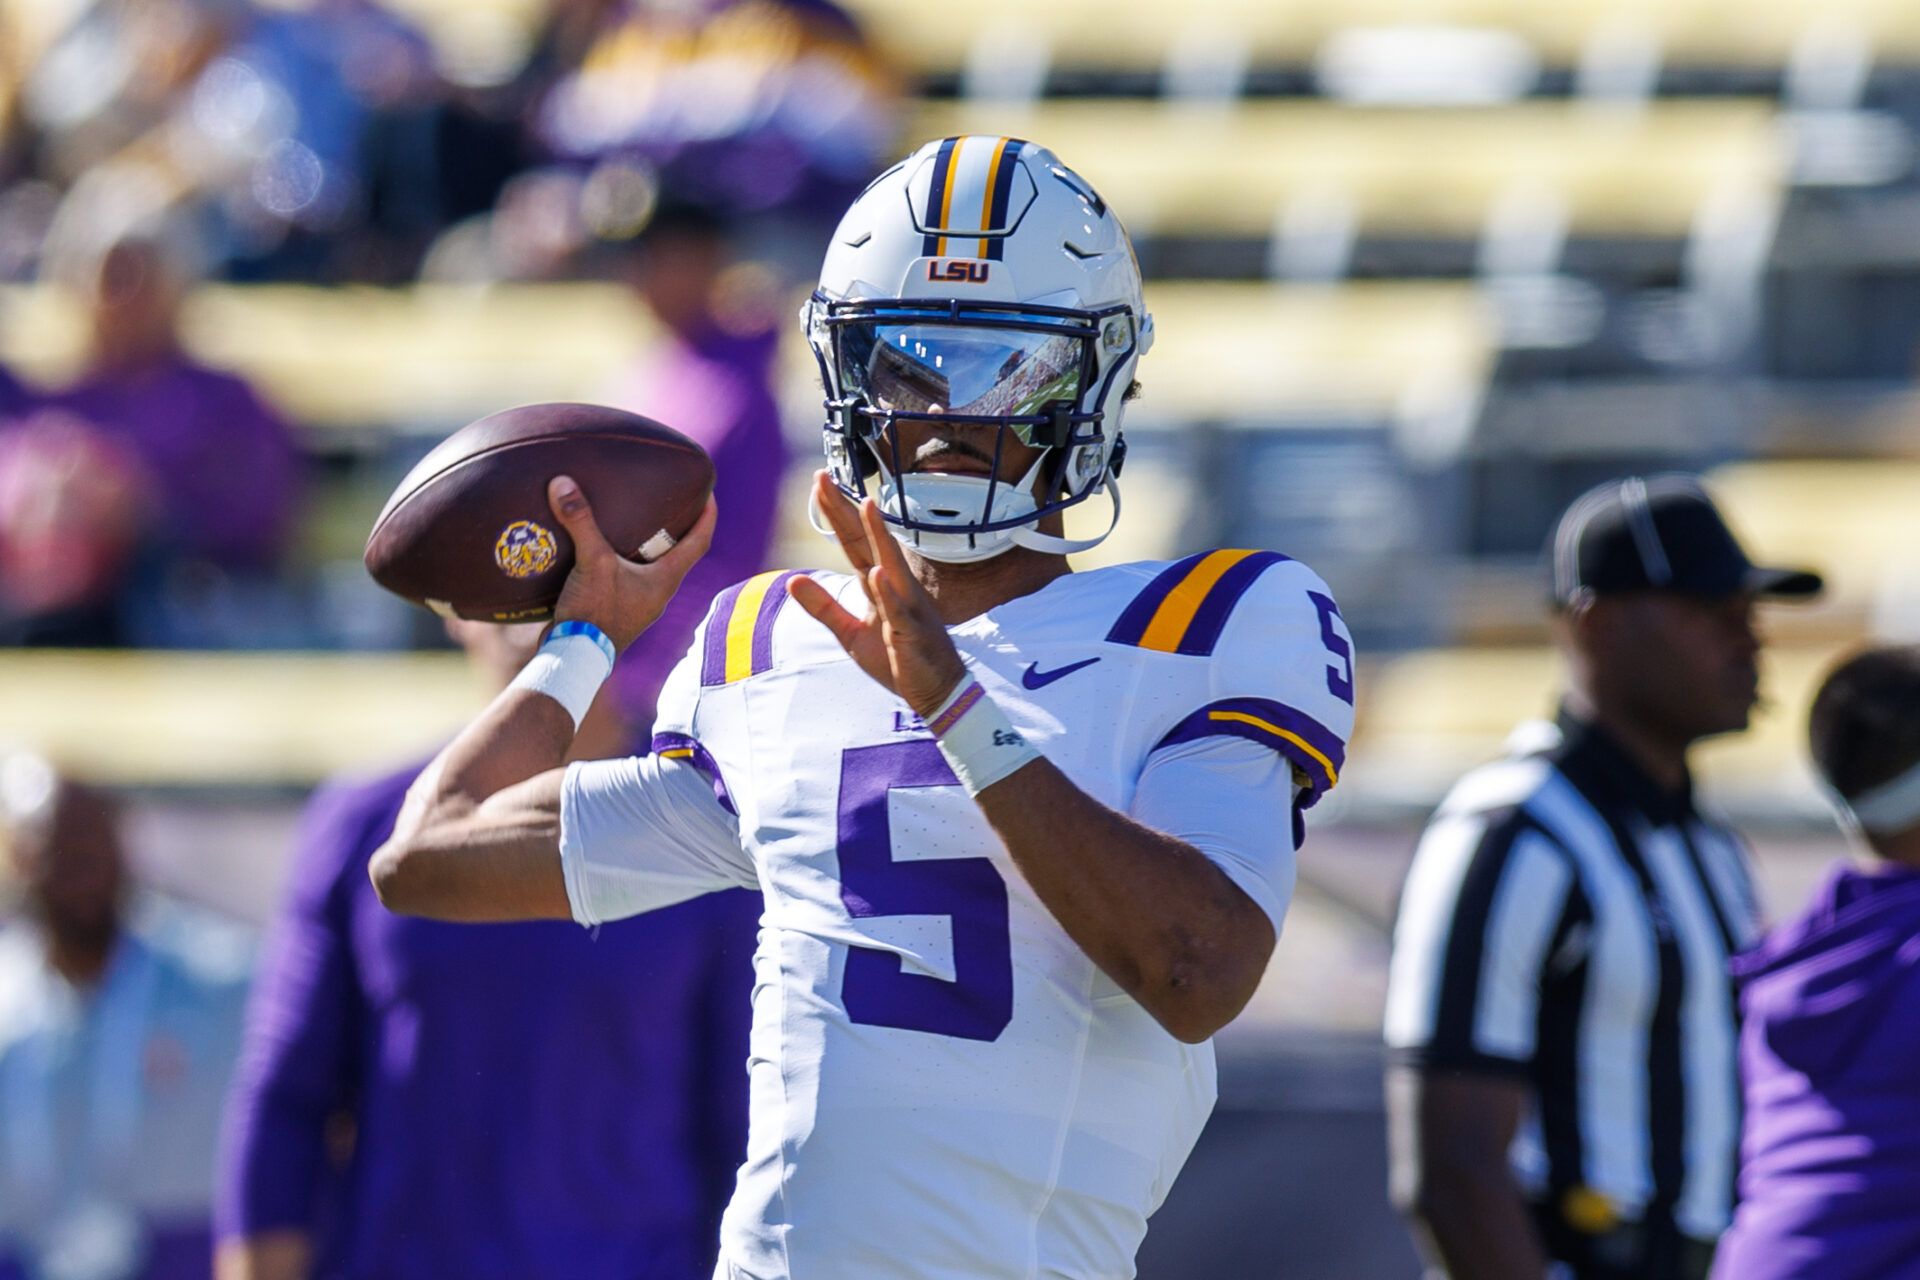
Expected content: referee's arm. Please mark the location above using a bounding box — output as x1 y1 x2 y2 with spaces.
1383 812 1576 1280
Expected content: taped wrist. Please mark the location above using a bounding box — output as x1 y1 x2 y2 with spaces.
509 620 615 729
926 678 1040 795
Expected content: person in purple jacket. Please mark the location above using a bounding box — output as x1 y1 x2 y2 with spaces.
600 201 791 729
0 365 31 421
31 229 303 646
1714 644 1920 1280
214 618 760 1280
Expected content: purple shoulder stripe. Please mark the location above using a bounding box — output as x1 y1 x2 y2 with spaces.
1105 552 1208 646
750 571 803 676
651 732 738 817
1176 550 1291 656
1153 696 1345 806
700 580 751 687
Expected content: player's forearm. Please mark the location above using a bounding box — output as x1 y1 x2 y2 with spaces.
403 687 576 829
370 690 574 920
973 758 1274 1043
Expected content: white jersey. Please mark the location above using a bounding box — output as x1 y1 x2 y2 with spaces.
559 549 1356 1279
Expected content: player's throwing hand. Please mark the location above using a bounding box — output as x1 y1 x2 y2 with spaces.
788 470 969 719
547 475 716 652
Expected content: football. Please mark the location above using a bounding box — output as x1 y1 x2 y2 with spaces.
364 402 713 622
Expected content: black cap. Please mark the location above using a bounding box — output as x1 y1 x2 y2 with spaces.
1549 474 1824 605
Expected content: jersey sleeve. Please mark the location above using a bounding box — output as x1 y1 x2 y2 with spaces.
559 752 755 926
1382 807 1581 1074
1130 734 1303 938
1137 556 1356 826
558 614 757 927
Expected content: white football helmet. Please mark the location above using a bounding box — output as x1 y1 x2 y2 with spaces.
803 135 1153 563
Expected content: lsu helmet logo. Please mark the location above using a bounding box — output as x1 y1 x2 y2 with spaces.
494 519 558 579
927 259 991 283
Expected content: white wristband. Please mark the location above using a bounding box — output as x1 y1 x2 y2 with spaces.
926 678 1039 796
509 621 615 729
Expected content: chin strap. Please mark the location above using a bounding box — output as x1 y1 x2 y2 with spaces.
1009 477 1122 556
807 484 839 541
809 474 1123 560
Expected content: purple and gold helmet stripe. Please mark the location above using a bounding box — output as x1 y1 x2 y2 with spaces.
700 570 803 686
921 136 961 258
1105 549 1290 656
1153 697 1345 803
983 137 1025 260
974 136 1010 258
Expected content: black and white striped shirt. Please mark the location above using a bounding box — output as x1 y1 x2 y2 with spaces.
1384 711 1762 1245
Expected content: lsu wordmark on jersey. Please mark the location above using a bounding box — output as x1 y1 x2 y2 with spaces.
558 548 1355 1279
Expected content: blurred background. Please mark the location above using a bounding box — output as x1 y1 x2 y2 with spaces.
1 0 1917 1275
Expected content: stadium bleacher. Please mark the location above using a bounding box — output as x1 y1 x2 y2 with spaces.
6 0 1918 816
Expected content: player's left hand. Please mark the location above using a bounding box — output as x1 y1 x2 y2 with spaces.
789 470 968 719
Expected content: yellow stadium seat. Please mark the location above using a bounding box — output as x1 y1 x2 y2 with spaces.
836 0 1920 78
909 100 1783 239
0 651 486 786
2 280 1493 430
1707 458 1920 621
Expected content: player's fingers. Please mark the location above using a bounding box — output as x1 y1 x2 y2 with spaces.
860 498 919 587
868 559 905 617
789 574 868 649
648 495 717 575
548 476 615 564
870 561 939 640
816 472 875 574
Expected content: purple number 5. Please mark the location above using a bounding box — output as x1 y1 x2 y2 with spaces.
1309 590 1355 705
837 740 1013 1041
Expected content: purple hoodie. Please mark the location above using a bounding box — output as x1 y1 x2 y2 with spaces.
1714 863 1920 1280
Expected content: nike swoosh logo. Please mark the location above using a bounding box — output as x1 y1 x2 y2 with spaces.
1021 657 1101 690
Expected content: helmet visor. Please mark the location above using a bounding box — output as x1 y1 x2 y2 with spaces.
837 321 1088 442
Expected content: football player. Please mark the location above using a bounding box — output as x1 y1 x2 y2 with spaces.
372 136 1357 1278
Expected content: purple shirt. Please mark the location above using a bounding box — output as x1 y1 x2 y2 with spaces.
1714 863 1920 1280
53 357 302 572
0 366 30 421
605 324 790 722
216 762 758 1279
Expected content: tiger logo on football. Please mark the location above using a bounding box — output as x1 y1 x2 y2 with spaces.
494 520 558 579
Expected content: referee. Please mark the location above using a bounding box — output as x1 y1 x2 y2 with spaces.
1383 475 1822 1280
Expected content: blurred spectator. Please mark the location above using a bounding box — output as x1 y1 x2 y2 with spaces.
0 364 30 420
12 0 232 191
2 228 304 646
215 618 757 1280
600 202 789 727
206 0 437 280
0 752 250 1280
535 0 899 243
1713 646 1920 1280
0 409 148 646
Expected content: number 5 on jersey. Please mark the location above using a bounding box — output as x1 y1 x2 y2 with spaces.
836 741 1014 1041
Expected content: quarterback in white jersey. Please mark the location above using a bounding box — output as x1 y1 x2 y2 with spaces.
373 136 1356 1279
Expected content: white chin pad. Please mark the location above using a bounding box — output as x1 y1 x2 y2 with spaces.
877 468 1040 563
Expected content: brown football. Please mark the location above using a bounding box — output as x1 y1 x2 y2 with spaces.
364 402 713 622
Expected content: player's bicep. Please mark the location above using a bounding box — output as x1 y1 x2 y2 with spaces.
1131 735 1301 940
559 751 754 926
